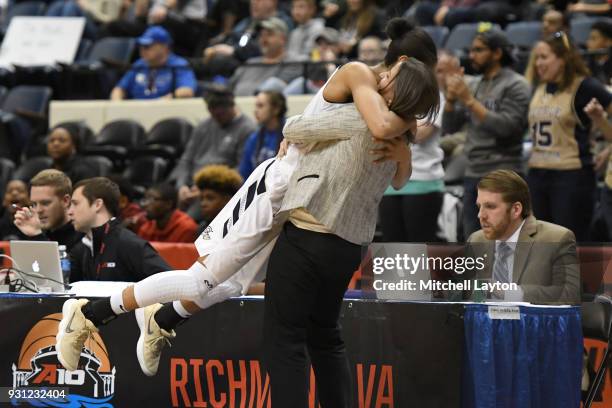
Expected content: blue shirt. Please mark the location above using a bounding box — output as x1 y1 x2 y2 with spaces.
239 127 283 179
117 53 197 99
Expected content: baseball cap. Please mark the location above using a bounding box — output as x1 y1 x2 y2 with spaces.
256 17 289 36
476 29 515 67
137 26 172 46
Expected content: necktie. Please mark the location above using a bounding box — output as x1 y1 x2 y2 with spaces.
493 242 512 284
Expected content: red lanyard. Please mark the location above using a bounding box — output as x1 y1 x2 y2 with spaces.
95 222 111 277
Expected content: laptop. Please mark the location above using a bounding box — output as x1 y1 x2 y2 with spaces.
9 241 65 293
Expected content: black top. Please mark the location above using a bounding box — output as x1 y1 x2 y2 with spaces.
69 218 170 282
54 155 98 184
22 221 84 252
0 211 21 241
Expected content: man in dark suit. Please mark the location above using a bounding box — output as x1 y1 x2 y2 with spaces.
466 169 580 304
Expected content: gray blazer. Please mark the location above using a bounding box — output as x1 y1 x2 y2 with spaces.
281 104 397 245
466 215 581 304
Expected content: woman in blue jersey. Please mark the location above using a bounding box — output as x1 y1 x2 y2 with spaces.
239 90 287 179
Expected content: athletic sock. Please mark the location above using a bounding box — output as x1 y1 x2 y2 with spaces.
154 302 188 332
172 300 192 318
82 298 117 327
109 291 130 315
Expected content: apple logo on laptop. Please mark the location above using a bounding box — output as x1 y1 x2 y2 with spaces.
32 261 40 273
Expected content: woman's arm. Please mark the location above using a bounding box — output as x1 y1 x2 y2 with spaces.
584 98 612 141
371 136 412 189
325 62 412 140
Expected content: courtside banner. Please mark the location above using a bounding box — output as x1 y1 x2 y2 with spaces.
0 297 464 407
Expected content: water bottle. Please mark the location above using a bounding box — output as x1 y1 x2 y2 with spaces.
58 245 70 284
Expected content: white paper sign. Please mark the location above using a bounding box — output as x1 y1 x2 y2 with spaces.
0 17 85 69
488 306 521 320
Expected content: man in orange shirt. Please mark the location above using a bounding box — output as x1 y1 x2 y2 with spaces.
138 183 197 243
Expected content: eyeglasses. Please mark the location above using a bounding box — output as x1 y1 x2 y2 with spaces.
552 31 571 51
470 46 489 53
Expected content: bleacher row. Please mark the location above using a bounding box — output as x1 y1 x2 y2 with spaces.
1 116 195 195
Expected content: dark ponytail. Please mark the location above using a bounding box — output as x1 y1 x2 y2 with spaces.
384 17 438 68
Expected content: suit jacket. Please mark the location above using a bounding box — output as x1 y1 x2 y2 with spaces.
466 215 581 304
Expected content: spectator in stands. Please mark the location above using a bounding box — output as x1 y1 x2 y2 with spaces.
169 87 256 208
108 175 147 233
567 0 611 17
527 31 611 241
414 0 480 29
229 17 302 96
442 29 530 238
358 36 385 64
321 0 347 28
147 0 208 56
542 9 569 38
68 177 170 281
584 98 612 240
13 170 83 251
524 9 571 84
335 0 386 58
110 26 197 100
287 0 324 60
466 169 580 304
203 0 251 46
193 165 243 233
586 20 612 86
47 124 97 184
283 27 342 95
239 90 286 178
202 0 293 78
97 0 150 39
138 183 198 243
46 0 111 38
0 180 29 241
380 49 457 243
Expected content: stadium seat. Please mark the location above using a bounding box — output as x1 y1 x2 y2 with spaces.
123 156 169 195
0 85 52 162
571 17 612 48
2 1 47 33
95 119 146 148
79 37 136 67
444 23 501 56
0 158 15 196
2 85 52 117
134 118 194 160
86 155 114 177
423 26 450 49
67 37 136 99
84 119 145 168
13 156 52 181
505 21 542 50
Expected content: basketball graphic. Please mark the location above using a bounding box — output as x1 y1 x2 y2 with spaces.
11 313 117 407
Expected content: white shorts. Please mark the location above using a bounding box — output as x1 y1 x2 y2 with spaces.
193 145 300 293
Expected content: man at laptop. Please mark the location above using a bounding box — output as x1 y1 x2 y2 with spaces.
66 177 169 282
14 170 83 251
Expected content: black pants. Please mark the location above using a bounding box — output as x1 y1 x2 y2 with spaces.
379 192 444 242
263 222 361 407
527 167 595 241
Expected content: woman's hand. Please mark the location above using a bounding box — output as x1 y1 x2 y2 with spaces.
584 98 607 123
371 136 411 164
277 138 289 158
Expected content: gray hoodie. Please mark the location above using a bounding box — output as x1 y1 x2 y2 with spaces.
442 68 530 178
